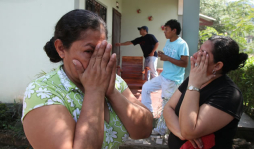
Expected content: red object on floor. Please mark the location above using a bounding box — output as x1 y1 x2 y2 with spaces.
180 134 215 149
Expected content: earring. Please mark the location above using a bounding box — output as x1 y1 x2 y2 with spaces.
212 70 216 75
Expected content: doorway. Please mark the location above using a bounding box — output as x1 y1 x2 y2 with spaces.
112 8 121 66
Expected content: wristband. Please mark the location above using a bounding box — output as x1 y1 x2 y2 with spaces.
187 85 200 92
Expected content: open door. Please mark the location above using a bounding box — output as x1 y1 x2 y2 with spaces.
112 8 121 66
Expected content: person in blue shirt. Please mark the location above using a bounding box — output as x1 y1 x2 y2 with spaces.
115 26 159 80
141 20 189 135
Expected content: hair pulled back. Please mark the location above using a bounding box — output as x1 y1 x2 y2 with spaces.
44 9 107 63
209 36 248 74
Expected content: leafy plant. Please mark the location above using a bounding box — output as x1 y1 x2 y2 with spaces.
35 68 56 78
35 70 47 78
0 103 12 129
199 27 225 48
228 56 254 118
0 100 25 138
199 0 254 53
7 100 25 138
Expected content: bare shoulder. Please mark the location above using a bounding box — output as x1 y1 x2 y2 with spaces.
23 105 75 149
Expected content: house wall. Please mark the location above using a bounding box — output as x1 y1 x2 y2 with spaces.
0 0 123 103
0 0 198 103
77 0 123 45
0 0 74 103
120 0 178 68
96 0 123 44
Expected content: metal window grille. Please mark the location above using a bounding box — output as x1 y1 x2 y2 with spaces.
86 0 107 23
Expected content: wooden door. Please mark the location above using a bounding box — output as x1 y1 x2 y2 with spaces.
112 8 121 66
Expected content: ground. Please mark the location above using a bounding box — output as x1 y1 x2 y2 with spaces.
0 89 254 148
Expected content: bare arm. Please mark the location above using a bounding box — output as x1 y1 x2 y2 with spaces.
23 106 75 149
23 92 105 149
73 92 105 148
158 51 188 68
179 90 234 140
107 88 153 139
115 41 133 46
148 42 159 56
163 89 185 140
164 89 204 148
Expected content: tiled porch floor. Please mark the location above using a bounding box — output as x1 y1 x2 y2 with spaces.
130 89 163 118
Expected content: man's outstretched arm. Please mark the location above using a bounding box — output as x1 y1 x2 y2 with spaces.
115 41 133 46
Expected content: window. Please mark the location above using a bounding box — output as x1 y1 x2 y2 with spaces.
86 0 107 22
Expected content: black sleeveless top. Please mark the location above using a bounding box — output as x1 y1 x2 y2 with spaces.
168 75 243 149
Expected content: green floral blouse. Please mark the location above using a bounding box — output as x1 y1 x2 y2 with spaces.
22 65 129 149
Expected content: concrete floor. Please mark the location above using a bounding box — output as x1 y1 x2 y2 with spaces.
238 113 254 128
130 89 163 118
129 88 254 148
131 88 254 129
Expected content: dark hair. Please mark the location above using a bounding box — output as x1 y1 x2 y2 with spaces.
164 19 181 35
44 9 107 63
208 36 248 74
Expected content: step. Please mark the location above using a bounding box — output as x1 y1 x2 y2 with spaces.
236 112 254 142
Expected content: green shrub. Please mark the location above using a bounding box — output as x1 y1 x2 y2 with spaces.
0 103 12 129
0 101 25 138
228 56 254 118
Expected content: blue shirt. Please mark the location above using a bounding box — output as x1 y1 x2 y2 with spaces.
161 37 189 84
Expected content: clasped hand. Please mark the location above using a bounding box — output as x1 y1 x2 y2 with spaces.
73 40 117 97
189 138 203 149
158 51 167 61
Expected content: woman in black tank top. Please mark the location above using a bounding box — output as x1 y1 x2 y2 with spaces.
163 36 248 149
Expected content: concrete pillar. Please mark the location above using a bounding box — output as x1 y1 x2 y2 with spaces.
182 0 200 78
74 0 85 9
178 0 183 37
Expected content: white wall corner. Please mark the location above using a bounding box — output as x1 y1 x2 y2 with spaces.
178 0 183 15
75 0 85 9
74 0 79 9
80 0 85 9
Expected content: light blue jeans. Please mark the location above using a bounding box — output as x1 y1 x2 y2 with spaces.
144 56 158 80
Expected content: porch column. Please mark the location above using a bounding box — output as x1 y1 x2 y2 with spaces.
74 0 85 9
182 0 200 78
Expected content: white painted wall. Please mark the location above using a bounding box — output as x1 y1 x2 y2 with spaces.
0 0 74 103
96 0 123 44
120 0 178 68
78 0 122 43
0 0 176 102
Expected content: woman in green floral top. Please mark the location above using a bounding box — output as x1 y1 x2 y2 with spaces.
22 10 153 149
